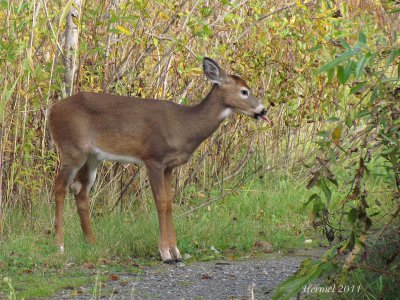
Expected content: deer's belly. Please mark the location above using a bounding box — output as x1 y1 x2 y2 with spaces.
165 152 192 168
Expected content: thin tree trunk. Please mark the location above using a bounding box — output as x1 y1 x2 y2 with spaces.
103 0 120 91
63 0 82 97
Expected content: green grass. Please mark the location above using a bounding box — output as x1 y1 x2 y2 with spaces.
0 173 313 298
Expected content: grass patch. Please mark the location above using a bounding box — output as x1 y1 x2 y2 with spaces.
0 173 313 298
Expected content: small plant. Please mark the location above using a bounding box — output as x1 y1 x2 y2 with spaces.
274 18 400 300
91 274 102 299
4 277 17 300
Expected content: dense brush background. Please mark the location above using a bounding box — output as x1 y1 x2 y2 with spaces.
1 0 395 211
0 0 399 298
0 0 397 211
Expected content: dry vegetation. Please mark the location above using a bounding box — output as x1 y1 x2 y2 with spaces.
0 0 399 298
1 0 395 212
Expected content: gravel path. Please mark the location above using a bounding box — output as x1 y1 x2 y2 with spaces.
56 254 308 300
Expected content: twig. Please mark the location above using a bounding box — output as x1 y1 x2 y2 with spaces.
106 0 188 89
111 166 141 212
177 191 232 218
354 263 400 278
377 204 400 239
232 1 316 43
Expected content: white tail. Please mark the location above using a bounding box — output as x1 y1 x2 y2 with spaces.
48 57 268 263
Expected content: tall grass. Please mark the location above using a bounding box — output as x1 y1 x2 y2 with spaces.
2 173 310 262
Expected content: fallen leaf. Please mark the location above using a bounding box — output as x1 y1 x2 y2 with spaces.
82 262 95 269
255 241 273 253
210 246 220 253
65 262 76 268
197 192 206 199
183 253 192 260
110 274 119 281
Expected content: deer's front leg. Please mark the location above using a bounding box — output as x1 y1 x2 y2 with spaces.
164 168 182 262
146 162 173 263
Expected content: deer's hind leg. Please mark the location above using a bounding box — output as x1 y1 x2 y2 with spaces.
72 155 99 244
54 163 82 252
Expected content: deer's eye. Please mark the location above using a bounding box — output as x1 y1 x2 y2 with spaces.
241 89 249 96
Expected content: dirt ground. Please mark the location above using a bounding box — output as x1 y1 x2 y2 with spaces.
54 250 323 300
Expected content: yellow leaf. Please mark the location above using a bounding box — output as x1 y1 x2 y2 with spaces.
186 67 202 76
153 38 158 47
295 0 307 11
332 126 342 145
26 49 35 72
117 25 131 35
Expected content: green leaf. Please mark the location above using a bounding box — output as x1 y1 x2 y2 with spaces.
356 52 371 78
348 208 358 223
327 176 339 187
370 87 379 103
308 44 322 52
319 179 332 203
1 76 20 115
385 49 400 68
337 61 352 84
328 148 337 164
319 49 359 74
312 196 325 216
350 81 367 95
339 38 351 51
273 260 334 300
200 7 212 17
303 193 321 208
337 65 345 84
358 31 367 46
327 68 335 83
345 114 353 127
317 131 330 139
380 147 397 155
355 109 371 119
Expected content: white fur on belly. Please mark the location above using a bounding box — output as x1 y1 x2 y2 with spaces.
93 147 143 164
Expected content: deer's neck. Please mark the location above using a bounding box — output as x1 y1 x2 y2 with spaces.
184 84 230 150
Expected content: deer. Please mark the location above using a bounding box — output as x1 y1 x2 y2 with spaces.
48 57 269 264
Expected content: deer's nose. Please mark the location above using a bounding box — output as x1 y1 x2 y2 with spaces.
253 107 267 119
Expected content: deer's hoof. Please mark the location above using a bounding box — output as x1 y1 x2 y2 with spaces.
163 259 176 265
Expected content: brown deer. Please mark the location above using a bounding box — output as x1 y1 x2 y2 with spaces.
48 58 268 263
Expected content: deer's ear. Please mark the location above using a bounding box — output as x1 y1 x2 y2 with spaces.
203 57 227 84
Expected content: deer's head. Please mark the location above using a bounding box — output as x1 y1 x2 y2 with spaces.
203 57 268 121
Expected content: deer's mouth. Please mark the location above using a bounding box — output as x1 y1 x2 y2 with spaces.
254 108 273 125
